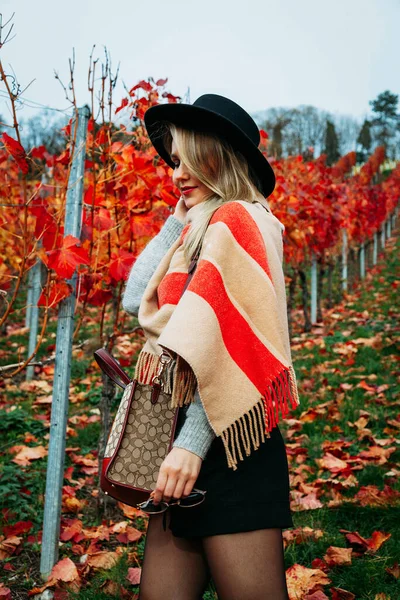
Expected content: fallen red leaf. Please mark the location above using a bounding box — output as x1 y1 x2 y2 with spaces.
62 496 87 513
49 556 79 582
305 591 329 600
117 502 147 520
0 584 12 600
286 564 331 600
99 580 120 595
11 445 48 466
323 546 352 566
311 558 329 572
358 446 396 465
87 551 119 569
3 520 33 537
291 491 324 511
116 526 142 544
353 484 400 507
283 526 324 548
339 529 391 554
28 581 55 597
315 453 349 474
60 519 85 542
69 453 97 467
367 530 392 552
385 561 400 579
330 587 356 600
126 567 141 585
0 535 22 559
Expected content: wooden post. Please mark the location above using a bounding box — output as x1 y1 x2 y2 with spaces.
40 106 90 579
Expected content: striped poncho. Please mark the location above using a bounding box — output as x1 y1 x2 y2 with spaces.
135 198 300 470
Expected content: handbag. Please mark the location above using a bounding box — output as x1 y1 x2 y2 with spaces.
94 243 202 508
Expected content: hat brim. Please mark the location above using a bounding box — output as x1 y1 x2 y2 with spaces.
143 103 276 198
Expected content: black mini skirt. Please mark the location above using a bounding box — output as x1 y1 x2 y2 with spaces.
167 407 294 539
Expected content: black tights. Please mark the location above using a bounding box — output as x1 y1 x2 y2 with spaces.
138 511 289 600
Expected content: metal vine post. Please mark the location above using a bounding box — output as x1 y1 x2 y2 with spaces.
40 105 91 579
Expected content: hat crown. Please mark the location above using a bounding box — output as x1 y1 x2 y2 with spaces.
192 94 260 147
143 92 275 197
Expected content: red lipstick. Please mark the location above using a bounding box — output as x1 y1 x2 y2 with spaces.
181 186 197 195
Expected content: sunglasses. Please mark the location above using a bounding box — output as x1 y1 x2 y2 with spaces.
137 488 207 515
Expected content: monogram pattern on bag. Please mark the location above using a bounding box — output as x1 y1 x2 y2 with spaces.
105 382 176 490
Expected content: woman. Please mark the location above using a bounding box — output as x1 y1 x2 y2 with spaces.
122 94 299 600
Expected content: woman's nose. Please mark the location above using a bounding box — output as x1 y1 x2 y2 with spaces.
174 163 189 182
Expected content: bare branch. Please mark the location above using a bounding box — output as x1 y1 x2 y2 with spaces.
0 13 16 49
17 80 36 100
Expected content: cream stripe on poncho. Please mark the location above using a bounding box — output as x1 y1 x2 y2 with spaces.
135 198 300 470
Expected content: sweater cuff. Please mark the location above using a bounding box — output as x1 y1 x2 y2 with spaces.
157 215 185 246
172 414 215 460
172 434 213 460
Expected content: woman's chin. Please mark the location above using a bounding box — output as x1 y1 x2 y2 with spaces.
183 194 204 209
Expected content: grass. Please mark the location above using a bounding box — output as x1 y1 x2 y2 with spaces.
279 233 400 598
0 231 399 599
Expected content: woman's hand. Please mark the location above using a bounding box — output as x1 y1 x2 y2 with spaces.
152 447 202 505
173 195 188 224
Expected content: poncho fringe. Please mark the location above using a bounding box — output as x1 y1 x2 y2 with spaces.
134 350 300 471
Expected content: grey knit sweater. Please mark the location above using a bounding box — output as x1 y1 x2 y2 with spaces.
122 215 216 460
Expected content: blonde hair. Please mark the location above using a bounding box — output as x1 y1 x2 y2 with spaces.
160 122 268 263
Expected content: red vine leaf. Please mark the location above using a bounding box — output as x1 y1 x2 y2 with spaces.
1 132 29 174
47 235 90 279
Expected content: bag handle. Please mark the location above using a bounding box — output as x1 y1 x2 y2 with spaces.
94 348 132 389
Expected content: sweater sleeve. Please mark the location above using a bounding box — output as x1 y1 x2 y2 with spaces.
122 215 184 317
172 388 216 460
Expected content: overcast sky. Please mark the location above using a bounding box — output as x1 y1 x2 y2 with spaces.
1 0 399 125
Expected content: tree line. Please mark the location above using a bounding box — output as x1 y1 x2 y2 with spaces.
1 91 398 168
254 90 399 165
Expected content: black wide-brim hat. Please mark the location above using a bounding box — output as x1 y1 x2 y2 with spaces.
143 93 276 198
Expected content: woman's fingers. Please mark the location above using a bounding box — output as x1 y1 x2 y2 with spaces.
153 469 168 505
170 477 187 501
154 448 202 504
183 478 196 498
162 468 180 502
